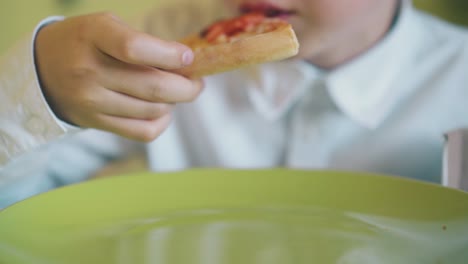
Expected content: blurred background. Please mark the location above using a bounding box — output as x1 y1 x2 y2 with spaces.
0 0 467 54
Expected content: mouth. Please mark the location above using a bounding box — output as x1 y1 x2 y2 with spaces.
239 3 296 18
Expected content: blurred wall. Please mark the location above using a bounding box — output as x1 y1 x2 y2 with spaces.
0 0 174 53
0 0 467 54
414 0 468 26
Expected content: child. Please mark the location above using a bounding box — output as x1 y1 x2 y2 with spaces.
1 0 467 208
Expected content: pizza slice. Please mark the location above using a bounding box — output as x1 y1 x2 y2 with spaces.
174 11 299 78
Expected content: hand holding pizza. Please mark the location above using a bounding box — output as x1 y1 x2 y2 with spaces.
35 12 204 142
34 10 297 142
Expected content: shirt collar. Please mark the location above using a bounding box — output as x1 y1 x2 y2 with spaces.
245 1 423 126
245 59 323 121
325 0 424 129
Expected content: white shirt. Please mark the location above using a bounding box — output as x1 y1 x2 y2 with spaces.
1 1 467 207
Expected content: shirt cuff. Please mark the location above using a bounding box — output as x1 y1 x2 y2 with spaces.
32 16 81 132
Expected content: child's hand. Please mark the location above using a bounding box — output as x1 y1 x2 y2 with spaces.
35 12 203 141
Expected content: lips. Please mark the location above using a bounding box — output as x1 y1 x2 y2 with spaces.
239 3 296 18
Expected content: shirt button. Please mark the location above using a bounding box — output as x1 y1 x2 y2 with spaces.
25 116 46 134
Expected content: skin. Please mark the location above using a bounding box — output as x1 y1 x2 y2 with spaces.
35 0 398 142
35 13 203 142
225 0 400 68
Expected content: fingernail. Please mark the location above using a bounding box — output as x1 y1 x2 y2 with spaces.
182 50 194 65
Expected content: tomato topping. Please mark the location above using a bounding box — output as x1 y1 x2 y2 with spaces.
239 12 265 25
205 24 225 43
200 12 267 43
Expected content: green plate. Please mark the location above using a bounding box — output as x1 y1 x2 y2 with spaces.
0 169 467 264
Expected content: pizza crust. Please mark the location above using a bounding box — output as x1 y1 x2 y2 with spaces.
174 24 299 78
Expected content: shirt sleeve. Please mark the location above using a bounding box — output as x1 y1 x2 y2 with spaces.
0 16 80 168
0 17 144 209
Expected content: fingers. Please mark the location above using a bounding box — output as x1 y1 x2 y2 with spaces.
91 13 194 69
35 12 203 143
99 61 204 103
95 113 173 142
92 89 174 119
